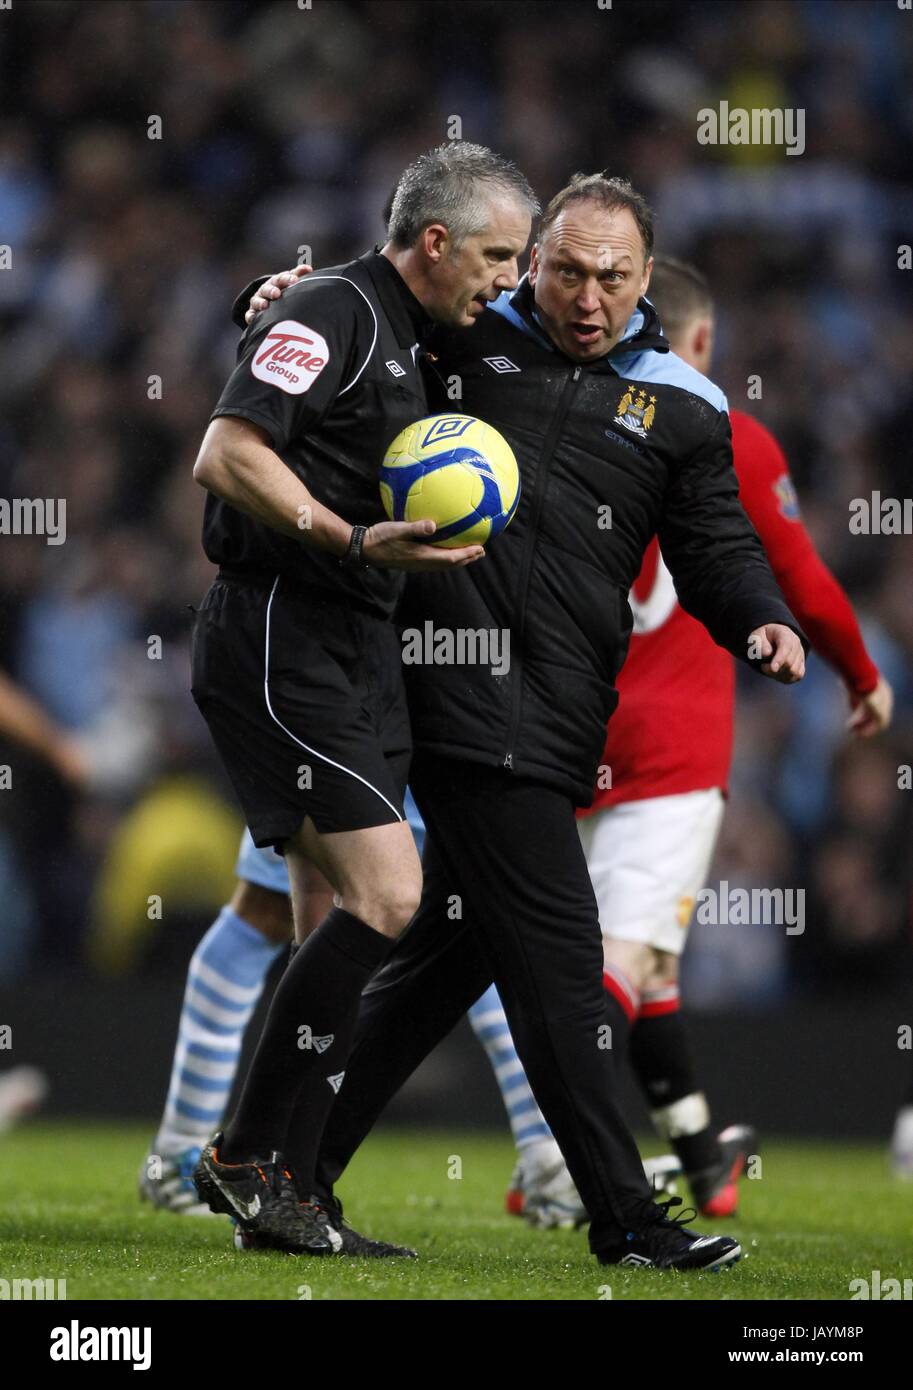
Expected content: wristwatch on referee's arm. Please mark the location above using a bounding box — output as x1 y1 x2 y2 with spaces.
339 523 369 570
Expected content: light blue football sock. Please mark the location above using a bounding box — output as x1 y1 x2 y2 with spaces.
468 984 553 1149
154 906 283 1155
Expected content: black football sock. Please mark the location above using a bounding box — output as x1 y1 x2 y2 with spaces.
629 995 721 1175
600 964 639 1063
221 907 393 1183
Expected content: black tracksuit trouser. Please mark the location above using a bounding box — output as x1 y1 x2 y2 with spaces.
315 752 655 1254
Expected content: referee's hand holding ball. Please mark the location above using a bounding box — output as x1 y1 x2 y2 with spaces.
362 517 485 571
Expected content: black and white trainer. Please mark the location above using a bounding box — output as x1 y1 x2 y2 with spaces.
310 1192 418 1258
598 1196 741 1271
193 1133 340 1254
234 1191 417 1258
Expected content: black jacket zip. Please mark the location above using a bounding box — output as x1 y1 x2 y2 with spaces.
503 362 583 769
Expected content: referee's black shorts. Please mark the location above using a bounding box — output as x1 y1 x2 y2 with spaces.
190 571 410 848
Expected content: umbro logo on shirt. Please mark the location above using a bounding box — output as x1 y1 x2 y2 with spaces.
483 356 520 373
385 360 406 378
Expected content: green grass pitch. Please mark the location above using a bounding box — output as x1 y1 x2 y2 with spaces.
1 1122 908 1301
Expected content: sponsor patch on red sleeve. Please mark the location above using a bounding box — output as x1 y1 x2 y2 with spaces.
773 472 800 520
250 320 330 395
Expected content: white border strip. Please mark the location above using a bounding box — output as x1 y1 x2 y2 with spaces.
301 274 378 396
262 577 403 821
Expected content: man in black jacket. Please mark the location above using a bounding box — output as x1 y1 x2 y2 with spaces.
239 175 806 1269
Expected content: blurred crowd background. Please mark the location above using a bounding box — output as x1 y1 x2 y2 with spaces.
0 0 911 1018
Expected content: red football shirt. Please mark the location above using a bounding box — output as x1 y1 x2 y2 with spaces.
583 409 879 813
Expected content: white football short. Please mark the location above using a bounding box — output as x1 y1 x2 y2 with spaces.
577 788 725 956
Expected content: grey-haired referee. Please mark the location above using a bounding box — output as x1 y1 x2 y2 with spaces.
189 143 536 1254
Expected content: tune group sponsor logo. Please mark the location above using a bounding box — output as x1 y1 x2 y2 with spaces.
250 320 329 394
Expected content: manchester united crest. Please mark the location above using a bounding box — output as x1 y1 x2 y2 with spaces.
614 384 656 439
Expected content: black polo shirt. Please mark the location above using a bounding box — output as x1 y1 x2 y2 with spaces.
205 249 431 617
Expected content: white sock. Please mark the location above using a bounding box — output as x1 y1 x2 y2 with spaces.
154 906 282 1155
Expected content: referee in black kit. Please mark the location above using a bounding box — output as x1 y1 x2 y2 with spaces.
189 143 536 1254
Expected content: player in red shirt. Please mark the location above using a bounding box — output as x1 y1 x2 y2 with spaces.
572 257 892 1218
